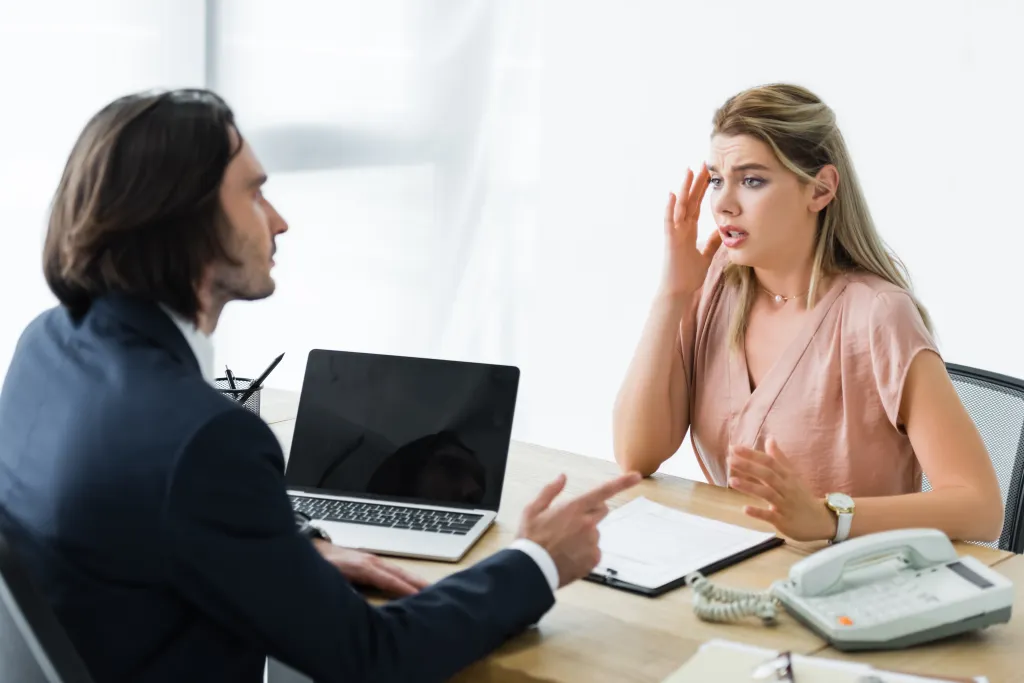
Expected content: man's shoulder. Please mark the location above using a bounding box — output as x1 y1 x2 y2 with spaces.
15 304 69 344
119 372 278 474
3 303 263 473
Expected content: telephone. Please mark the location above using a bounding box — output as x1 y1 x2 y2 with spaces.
684 528 1013 652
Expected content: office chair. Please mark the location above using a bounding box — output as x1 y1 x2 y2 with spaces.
920 363 1024 553
0 532 95 682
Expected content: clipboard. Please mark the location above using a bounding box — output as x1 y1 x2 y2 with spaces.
585 536 783 597
663 638 988 682
582 497 785 598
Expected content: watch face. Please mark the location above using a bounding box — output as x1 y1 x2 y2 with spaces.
828 492 855 510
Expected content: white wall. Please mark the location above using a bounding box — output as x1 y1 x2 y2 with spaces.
3 1 1023 485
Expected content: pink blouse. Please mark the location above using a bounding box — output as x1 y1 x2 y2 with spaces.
680 248 939 497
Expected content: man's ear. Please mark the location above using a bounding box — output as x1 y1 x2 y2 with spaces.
809 164 839 212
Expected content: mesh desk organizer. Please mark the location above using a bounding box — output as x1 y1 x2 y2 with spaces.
214 376 261 416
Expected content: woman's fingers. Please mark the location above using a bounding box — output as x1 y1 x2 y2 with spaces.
728 475 784 507
686 162 710 215
664 192 677 235
674 168 694 225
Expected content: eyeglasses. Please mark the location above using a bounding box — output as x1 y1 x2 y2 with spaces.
751 650 794 681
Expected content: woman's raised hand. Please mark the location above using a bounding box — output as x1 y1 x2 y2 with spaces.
661 163 721 296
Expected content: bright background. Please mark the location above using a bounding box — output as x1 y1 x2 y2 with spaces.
2 0 1021 481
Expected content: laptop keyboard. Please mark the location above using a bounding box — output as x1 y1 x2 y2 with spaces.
290 496 483 536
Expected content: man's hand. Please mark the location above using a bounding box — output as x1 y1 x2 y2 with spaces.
314 540 430 597
516 471 642 587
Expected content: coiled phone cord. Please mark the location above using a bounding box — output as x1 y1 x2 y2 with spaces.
684 572 780 625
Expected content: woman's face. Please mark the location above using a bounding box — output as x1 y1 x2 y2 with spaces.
707 134 827 270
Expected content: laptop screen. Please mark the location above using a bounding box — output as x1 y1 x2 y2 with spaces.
285 349 519 511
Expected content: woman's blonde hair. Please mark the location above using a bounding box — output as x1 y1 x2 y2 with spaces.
712 83 932 347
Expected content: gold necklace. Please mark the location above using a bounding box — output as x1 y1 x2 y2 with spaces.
759 283 808 304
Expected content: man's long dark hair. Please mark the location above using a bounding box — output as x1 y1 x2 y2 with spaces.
43 88 243 321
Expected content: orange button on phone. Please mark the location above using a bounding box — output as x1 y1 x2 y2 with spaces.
837 616 854 626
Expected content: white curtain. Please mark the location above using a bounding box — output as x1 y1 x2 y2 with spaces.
0 0 205 378
3 1 1022 485
211 0 1024 483
210 0 549 453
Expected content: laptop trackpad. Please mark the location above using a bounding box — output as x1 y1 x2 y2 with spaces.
318 520 479 562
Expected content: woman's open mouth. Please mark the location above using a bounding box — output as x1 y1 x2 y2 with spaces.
718 226 748 248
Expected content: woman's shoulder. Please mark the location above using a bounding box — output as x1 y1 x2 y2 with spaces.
839 270 934 345
840 270 918 315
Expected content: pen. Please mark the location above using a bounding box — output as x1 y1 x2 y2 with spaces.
236 352 285 404
225 365 238 395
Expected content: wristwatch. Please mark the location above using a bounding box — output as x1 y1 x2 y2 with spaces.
294 510 332 544
824 492 855 543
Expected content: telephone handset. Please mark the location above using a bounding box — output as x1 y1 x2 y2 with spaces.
685 528 1014 652
785 527 959 598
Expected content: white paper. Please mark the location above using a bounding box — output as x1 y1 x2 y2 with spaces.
683 640 986 682
592 497 777 589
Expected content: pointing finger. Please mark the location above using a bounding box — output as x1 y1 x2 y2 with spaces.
572 471 641 510
524 474 566 518
585 502 610 522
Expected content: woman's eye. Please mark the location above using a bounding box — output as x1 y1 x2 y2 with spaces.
708 176 764 189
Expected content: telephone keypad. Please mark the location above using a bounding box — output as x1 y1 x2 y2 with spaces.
803 567 973 628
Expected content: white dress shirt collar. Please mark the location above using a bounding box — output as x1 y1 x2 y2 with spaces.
159 304 216 384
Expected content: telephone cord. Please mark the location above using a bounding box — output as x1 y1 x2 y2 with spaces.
684 572 781 624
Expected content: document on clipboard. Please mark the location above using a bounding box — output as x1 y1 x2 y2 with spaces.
662 639 988 682
585 497 784 597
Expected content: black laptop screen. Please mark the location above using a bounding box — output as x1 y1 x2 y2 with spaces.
284 350 519 511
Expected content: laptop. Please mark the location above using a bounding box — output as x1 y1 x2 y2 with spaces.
284 349 520 562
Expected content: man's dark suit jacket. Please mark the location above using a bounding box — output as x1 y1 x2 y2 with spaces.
0 294 553 682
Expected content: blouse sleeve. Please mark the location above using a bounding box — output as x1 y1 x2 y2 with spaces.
868 289 940 430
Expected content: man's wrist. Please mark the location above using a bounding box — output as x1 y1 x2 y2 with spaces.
509 538 559 594
299 522 331 543
294 510 332 543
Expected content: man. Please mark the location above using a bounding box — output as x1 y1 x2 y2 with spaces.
0 89 640 683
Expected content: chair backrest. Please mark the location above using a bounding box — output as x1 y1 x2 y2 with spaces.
0 532 95 683
921 363 1024 553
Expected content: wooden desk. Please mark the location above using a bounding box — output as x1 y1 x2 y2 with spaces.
264 395 1015 683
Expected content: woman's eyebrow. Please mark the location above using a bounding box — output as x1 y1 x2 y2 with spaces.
707 163 771 173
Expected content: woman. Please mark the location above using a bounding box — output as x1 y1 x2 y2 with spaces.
612 83 1003 544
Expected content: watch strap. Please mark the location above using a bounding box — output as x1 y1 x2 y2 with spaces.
833 510 853 543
